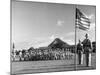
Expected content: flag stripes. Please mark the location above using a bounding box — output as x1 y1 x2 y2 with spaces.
76 19 90 26
76 8 90 30
76 24 89 30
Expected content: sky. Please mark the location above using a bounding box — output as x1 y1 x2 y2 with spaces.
12 1 95 50
76 5 96 44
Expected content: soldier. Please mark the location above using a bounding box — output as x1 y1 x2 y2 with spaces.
82 34 92 67
77 40 83 65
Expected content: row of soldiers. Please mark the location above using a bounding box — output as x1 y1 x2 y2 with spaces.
11 48 74 61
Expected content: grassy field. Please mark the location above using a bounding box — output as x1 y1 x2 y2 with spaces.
11 53 96 74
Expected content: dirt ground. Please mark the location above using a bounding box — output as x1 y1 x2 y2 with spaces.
11 53 96 74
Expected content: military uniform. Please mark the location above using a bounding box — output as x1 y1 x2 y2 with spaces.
77 42 83 65
82 38 92 67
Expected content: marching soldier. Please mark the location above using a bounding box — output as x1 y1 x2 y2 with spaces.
82 34 92 67
77 40 83 65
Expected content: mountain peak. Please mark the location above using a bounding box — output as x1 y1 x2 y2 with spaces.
48 38 69 49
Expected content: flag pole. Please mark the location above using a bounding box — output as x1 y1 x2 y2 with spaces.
75 6 77 70
75 7 91 69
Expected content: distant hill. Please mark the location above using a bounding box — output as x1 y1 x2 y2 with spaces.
48 38 70 49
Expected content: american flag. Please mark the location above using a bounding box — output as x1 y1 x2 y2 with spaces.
76 8 90 30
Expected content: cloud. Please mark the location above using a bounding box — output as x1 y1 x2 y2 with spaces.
49 35 55 40
63 39 75 45
34 41 51 48
67 32 75 36
49 34 58 40
28 37 51 48
88 14 95 20
56 20 64 26
89 23 95 31
87 14 95 23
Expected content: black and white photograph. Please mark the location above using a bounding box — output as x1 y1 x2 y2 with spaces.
11 0 96 74
75 5 96 69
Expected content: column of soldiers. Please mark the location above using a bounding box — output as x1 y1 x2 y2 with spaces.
77 34 92 67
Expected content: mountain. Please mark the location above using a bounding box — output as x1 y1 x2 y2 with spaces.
48 38 70 49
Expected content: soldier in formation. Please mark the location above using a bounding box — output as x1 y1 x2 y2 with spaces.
82 34 92 67
77 40 83 65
